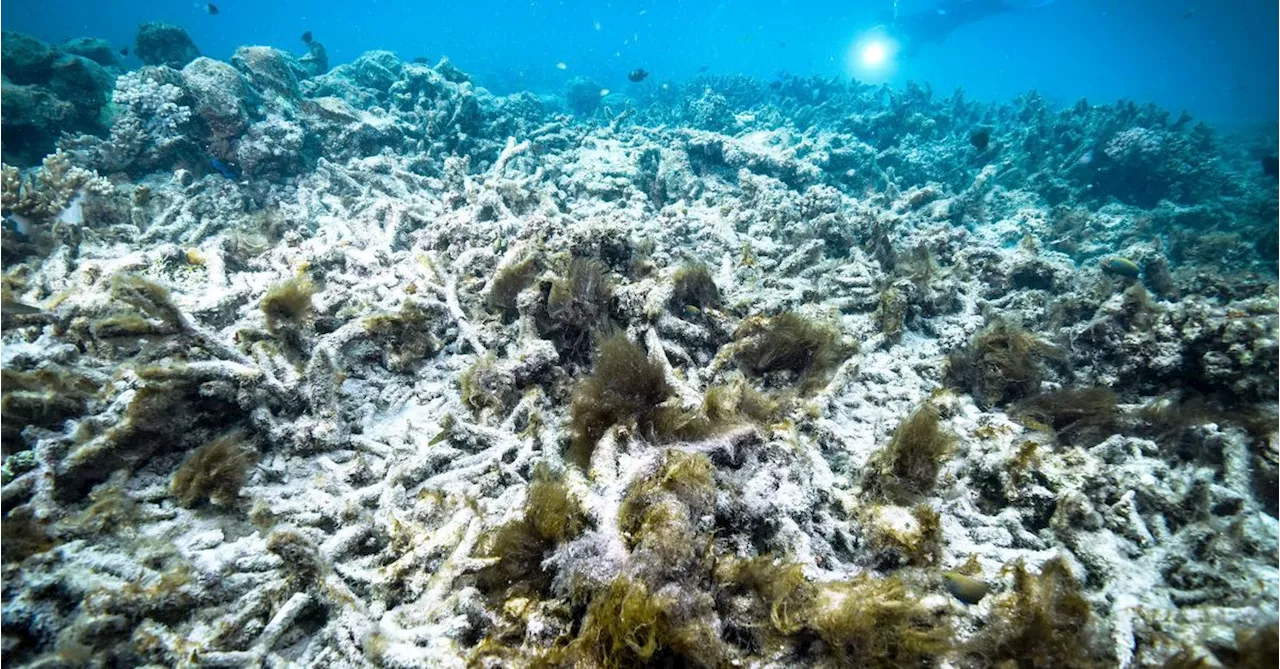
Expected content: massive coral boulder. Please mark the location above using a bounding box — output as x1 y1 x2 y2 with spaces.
1 31 58 84
230 46 303 103
0 83 75 165
49 54 114 117
0 32 118 166
181 57 254 152
59 37 122 69
134 21 200 69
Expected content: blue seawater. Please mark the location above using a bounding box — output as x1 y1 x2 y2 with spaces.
4 0 1277 126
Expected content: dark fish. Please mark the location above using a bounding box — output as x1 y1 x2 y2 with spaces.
210 158 239 180
1263 155 1278 177
1101 257 1141 278
411 56 430 64
942 572 989 605
302 31 313 44
207 3 219 15
627 68 649 83
697 65 709 73
120 46 129 56
969 127 991 151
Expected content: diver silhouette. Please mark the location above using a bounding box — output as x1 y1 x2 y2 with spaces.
888 0 1056 55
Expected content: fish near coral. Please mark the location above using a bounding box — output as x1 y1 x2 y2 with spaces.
210 158 240 180
943 571 989 604
1100 256 1140 278
628 68 649 82
1 299 42 316
969 126 992 151
1263 155 1278 178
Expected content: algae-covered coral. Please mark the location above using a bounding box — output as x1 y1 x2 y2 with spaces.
0 19 1275 669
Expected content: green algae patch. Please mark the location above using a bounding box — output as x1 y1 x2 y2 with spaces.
669 263 721 313
364 299 441 372
486 254 540 319
967 557 1104 668
566 333 672 469
947 320 1060 408
808 575 952 668
170 429 258 508
459 354 514 417
475 465 587 599
617 450 715 546
717 555 952 667
863 402 954 504
716 555 817 636
1 367 100 452
260 276 315 333
863 503 945 568
734 311 853 391
566 575 723 669
1015 387 1119 446
541 256 613 359
0 505 59 564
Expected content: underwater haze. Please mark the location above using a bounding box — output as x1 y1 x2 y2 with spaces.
5 0 1279 127
1 0 1278 668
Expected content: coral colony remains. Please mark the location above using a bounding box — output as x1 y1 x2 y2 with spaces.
1 18 1278 669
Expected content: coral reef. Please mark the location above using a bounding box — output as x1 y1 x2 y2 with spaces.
0 26 1275 669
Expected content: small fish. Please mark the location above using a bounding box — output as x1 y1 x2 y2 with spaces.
628 68 649 82
1101 257 1141 278
206 3 219 15
556 61 567 70
769 80 781 90
120 46 129 56
943 572 989 605
593 20 602 31
599 88 610 97
1 300 42 316
301 31 313 44
697 65 710 73
4 213 32 237
210 158 240 180
969 127 991 151
1263 155 1278 177
411 56 430 64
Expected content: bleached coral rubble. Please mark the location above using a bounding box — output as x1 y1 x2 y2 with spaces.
1 32 1277 669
